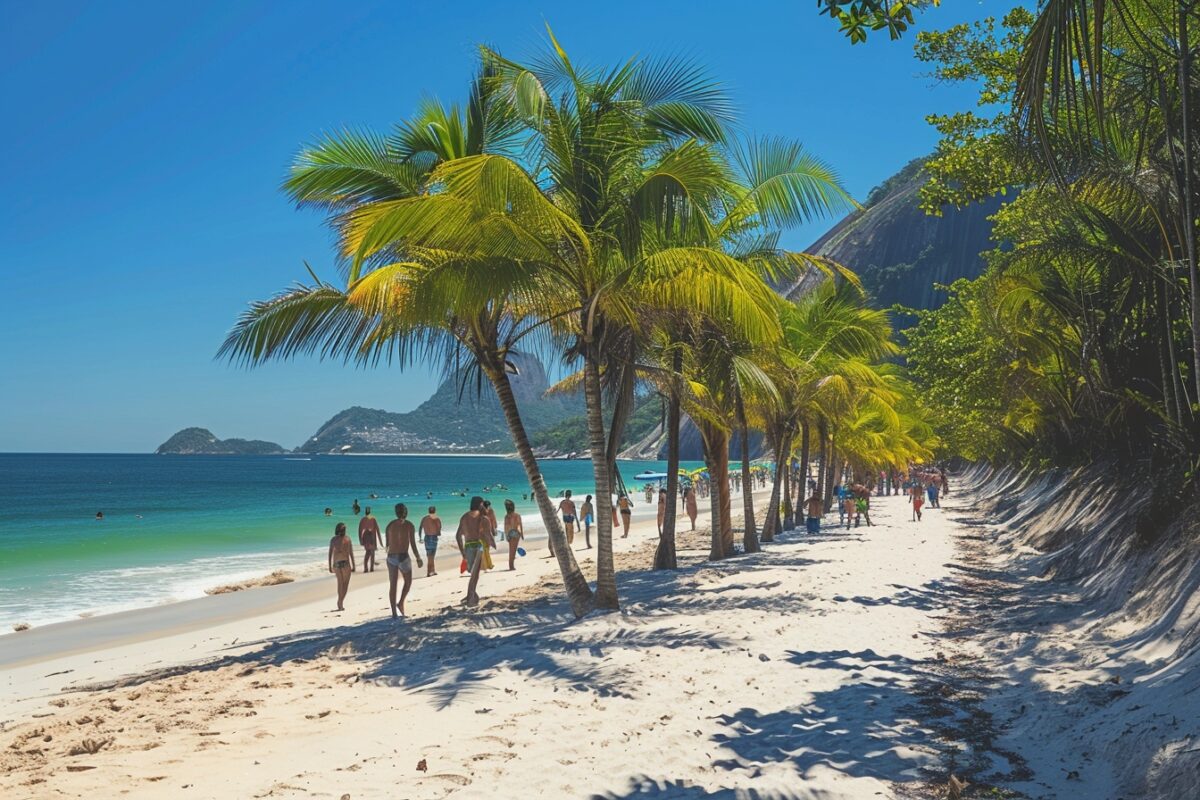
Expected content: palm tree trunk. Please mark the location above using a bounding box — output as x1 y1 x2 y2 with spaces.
760 428 782 542
488 364 593 616
798 419 811 509
583 354 618 609
700 422 732 560
781 443 794 531
655 352 683 570
824 431 837 514
735 391 759 553
816 417 829 511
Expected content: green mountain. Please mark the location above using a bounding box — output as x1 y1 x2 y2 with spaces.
297 352 583 454
531 394 665 457
156 427 286 455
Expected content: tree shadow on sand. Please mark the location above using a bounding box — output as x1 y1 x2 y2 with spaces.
591 777 835 799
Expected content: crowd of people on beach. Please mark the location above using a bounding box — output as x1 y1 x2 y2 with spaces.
797 464 951 534
324 463 950 619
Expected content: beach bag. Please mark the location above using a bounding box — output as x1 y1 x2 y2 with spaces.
517 547 527 557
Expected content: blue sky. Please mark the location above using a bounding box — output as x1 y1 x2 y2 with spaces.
0 0 1016 453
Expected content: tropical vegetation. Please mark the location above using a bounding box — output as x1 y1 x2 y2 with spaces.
898 3 1200 506
220 29 938 615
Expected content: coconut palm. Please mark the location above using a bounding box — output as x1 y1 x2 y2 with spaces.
220 69 596 617
755 279 895 541
341 34 850 603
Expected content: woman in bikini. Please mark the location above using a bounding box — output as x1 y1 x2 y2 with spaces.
503 499 523 570
618 493 633 537
327 522 356 612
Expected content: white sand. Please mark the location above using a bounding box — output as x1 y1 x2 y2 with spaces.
1 487 976 799
21 471 1195 800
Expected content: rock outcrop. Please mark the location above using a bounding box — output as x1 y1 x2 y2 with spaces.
155 427 286 455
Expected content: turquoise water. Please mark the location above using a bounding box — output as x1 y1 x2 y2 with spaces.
0 453 690 630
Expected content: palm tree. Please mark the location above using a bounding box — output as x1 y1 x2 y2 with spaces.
758 279 895 539
220 70 596 616
343 35 838 604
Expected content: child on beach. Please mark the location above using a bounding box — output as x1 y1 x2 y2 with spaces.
327 522 355 612
685 487 698 531
504 499 524 570
911 483 924 521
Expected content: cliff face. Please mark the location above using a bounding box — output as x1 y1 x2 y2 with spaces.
777 158 1004 311
297 352 582 454
155 427 285 455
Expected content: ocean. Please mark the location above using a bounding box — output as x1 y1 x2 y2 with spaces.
0 453 691 631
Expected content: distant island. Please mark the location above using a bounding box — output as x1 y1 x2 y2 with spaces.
156 427 286 455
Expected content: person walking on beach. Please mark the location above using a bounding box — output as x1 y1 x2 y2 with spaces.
419 506 441 577
385 503 423 618
910 481 924 522
558 490 577 547
456 496 497 607
843 492 857 530
503 499 524 570
805 491 823 534
358 507 382 573
657 488 667 535
327 522 355 612
684 486 698 531
580 494 594 549
853 484 873 527
617 493 633 537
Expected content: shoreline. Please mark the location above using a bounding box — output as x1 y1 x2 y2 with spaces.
0 491 741 675
1 453 697 634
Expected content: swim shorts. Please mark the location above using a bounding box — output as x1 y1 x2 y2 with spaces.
387 553 412 574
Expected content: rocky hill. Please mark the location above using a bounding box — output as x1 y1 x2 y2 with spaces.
156 427 286 455
776 157 1004 311
297 352 582 454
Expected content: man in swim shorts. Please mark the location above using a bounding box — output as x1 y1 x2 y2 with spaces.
359 506 382 572
558 490 577 546
385 503 423 618
418 506 441 576
456 496 496 607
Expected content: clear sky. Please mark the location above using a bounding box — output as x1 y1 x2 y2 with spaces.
0 0 1017 453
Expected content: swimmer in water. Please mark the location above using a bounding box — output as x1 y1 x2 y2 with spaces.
95 511 104 520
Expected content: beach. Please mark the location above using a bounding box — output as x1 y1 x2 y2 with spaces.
0 453 688 632
1 486 976 799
